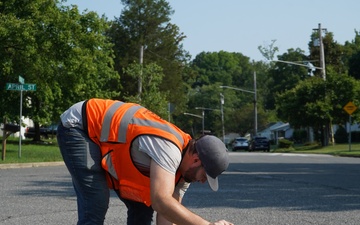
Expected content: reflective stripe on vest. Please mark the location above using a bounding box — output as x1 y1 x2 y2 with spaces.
132 117 184 146
100 101 125 142
102 152 118 180
100 102 143 143
100 102 185 146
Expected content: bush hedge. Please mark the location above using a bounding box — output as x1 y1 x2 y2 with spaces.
278 139 293 148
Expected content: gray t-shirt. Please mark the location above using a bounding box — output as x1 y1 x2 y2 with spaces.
60 101 190 197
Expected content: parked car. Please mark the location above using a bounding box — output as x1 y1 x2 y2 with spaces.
232 137 249 151
24 123 59 139
24 126 50 139
46 124 58 136
249 136 270 152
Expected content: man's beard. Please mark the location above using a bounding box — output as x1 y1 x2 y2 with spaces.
182 165 202 183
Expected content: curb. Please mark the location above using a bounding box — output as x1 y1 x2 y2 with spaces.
0 161 65 169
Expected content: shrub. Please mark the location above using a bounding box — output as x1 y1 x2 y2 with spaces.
334 125 348 143
292 129 308 143
278 139 293 148
351 131 360 142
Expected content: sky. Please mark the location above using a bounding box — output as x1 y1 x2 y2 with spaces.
64 0 360 61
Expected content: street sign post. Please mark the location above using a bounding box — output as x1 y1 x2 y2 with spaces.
5 79 37 158
343 101 358 152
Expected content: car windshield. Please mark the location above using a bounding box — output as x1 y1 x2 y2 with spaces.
236 138 247 141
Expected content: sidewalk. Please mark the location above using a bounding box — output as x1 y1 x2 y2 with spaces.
0 161 64 169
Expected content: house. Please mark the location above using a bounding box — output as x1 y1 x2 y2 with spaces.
256 122 285 141
256 122 295 144
270 122 294 144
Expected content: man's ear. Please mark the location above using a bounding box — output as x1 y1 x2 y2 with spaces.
191 153 202 166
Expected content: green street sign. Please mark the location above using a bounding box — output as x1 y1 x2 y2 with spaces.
19 76 24 84
6 83 37 91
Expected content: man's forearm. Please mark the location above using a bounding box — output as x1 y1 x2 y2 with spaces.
156 213 174 225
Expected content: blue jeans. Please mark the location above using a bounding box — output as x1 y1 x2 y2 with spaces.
57 123 154 225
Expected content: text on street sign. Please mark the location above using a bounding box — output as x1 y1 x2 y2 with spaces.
6 83 37 91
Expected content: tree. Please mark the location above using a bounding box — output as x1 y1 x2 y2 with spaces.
189 52 253 132
106 0 190 115
186 51 273 137
265 48 308 110
191 51 253 89
185 83 223 137
346 30 360 79
123 62 169 118
0 0 120 141
309 31 346 75
258 39 279 61
276 70 360 144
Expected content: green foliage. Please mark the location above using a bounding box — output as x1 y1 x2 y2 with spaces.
309 31 346 76
2 0 360 147
186 51 272 136
325 68 360 123
292 129 308 143
343 30 360 79
107 0 189 115
278 139 293 148
258 39 279 61
123 62 169 118
191 51 252 88
265 48 308 110
276 71 360 129
0 138 61 164
273 142 360 157
0 0 120 141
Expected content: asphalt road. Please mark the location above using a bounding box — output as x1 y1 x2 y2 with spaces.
1 152 360 225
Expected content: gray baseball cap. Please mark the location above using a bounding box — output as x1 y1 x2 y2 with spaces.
195 135 229 191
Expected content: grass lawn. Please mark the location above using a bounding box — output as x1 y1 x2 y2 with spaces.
273 142 360 157
0 137 62 164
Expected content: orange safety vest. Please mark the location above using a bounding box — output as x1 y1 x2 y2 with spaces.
84 98 192 206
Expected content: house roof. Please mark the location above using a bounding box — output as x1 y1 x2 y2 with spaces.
258 122 284 133
271 123 290 132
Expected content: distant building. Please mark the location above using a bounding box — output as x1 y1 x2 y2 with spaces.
270 123 294 144
257 122 285 140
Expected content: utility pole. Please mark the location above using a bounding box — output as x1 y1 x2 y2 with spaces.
313 23 326 81
220 93 225 143
195 107 218 135
220 71 257 137
253 71 258 135
138 45 143 97
314 23 330 146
